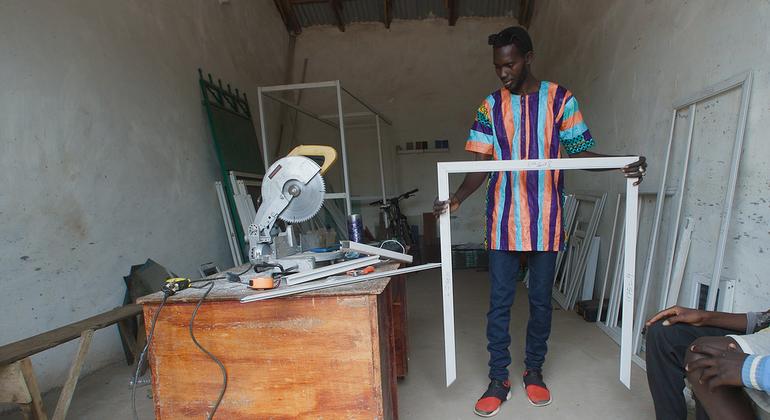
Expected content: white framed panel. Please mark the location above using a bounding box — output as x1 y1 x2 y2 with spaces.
438 157 639 388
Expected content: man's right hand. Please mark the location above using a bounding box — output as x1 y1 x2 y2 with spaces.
433 195 461 217
646 306 710 328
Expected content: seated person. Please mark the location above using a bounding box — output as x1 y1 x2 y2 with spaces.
644 305 770 419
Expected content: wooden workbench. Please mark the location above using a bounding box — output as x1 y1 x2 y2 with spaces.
137 264 406 419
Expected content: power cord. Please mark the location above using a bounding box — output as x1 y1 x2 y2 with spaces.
131 294 168 420
130 265 252 419
189 281 227 419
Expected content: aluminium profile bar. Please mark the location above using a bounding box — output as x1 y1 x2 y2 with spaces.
229 170 263 180
215 181 243 266
262 93 339 130
257 86 270 171
283 255 380 286
335 80 353 215
339 86 393 125
438 156 639 388
240 263 441 303
260 80 339 92
375 116 387 203
596 193 622 325
318 111 375 120
340 240 413 263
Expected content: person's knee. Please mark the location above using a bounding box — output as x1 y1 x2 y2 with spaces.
684 336 733 382
645 320 683 352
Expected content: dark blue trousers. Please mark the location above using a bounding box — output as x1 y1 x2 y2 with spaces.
487 250 557 381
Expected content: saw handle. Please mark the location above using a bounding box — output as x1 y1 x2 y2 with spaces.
288 145 337 175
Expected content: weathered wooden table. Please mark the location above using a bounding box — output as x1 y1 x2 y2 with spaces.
137 264 406 419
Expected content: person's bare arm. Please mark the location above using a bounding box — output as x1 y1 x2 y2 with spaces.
645 306 748 332
433 152 492 216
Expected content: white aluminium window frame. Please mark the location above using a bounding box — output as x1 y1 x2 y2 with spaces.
437 156 640 388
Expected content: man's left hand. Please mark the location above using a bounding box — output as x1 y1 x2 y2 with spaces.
622 156 647 186
686 342 748 391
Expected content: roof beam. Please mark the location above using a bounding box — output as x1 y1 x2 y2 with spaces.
384 0 393 28
274 0 302 35
447 0 458 26
518 0 534 28
330 0 345 32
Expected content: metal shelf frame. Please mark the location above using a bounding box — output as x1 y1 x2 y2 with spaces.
256 80 393 215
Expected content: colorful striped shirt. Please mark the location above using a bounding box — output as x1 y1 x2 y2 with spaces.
465 81 595 251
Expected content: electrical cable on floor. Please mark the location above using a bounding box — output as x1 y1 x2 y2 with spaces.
189 281 227 419
131 294 168 420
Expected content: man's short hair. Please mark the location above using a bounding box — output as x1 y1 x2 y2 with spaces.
488 26 533 54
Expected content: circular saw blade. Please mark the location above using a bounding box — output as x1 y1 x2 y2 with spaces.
278 173 325 223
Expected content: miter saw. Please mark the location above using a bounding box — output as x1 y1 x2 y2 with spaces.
247 145 337 266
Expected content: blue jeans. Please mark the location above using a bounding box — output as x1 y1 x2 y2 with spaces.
487 250 557 381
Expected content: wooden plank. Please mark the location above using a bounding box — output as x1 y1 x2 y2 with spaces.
518 0 534 28
384 0 393 28
0 361 32 403
447 0 458 26
330 0 345 32
145 295 390 418
0 305 141 366
51 329 94 420
392 275 408 378
20 358 47 420
274 0 302 34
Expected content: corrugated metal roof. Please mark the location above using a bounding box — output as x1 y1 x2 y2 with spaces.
292 0 520 29
392 0 448 19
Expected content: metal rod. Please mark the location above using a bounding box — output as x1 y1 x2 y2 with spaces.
339 86 393 125
262 93 339 129
375 115 387 203
336 81 353 215
260 80 338 92
257 87 270 170
318 111 375 120
706 72 753 310
596 194 622 325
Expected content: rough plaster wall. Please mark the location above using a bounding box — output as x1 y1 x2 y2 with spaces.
0 1 288 392
291 17 518 241
528 0 770 313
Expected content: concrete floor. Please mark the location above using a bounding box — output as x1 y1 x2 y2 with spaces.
1 269 655 419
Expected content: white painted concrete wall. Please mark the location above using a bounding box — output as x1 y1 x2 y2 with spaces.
0 1 288 392
291 17 519 241
528 0 770 313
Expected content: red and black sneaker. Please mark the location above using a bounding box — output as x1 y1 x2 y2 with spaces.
473 379 512 417
523 368 552 407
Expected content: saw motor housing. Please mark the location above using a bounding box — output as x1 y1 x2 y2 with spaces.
248 145 337 263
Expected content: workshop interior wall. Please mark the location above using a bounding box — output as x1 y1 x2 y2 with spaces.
0 0 289 392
